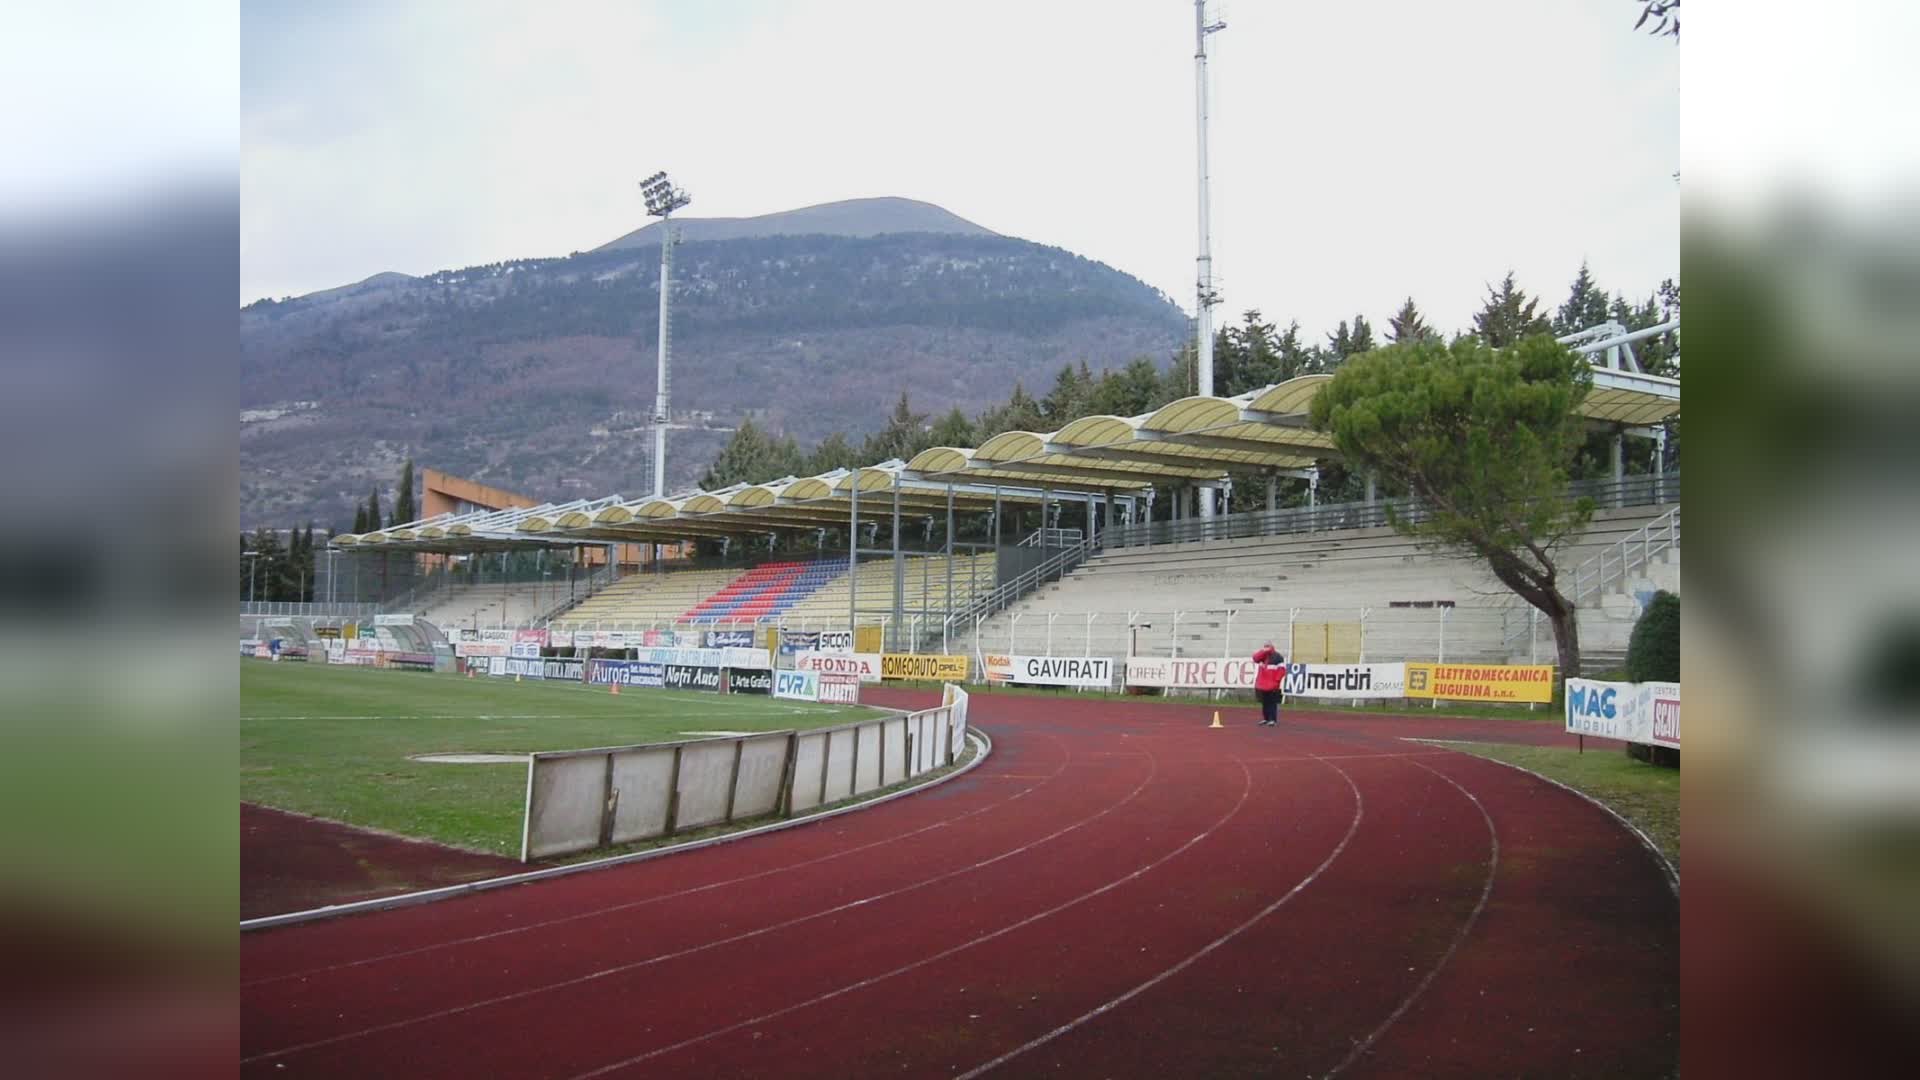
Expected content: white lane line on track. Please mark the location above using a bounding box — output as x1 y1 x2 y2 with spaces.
952 754 1365 1080
564 750 1251 1080
1320 755 1499 1079
242 730 1080 990
242 742 1160 1064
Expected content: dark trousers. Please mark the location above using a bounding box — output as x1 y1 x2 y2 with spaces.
1257 688 1281 724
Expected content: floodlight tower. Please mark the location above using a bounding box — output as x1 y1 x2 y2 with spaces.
641 170 692 498
1193 1 1225 517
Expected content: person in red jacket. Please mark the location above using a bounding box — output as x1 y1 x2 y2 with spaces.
1252 642 1286 726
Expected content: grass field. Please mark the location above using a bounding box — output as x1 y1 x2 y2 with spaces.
241 660 873 857
1435 741 1681 872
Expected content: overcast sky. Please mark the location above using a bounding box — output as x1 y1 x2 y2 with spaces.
242 0 1678 340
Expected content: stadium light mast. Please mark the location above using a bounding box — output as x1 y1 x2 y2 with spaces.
1192 1 1225 517
641 170 692 498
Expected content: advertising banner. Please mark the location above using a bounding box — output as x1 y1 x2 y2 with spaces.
455 643 509 659
1565 679 1681 749
313 626 342 639
880 654 971 681
705 630 756 649
493 657 546 678
1121 658 1406 698
542 658 585 681
487 656 507 676
722 646 773 670
817 673 862 704
662 664 724 693
773 669 820 702
725 667 773 695
818 630 854 653
794 651 883 683
672 630 704 648
548 627 575 649
586 659 665 688
989 654 1113 688
1405 663 1554 703
776 630 821 656
479 628 512 646
373 613 415 627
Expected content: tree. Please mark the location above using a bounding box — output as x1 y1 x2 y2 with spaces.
976 382 1045 439
353 502 368 535
862 392 931 462
1089 357 1167 417
806 432 861 474
1216 310 1281 396
393 459 415 525
1471 272 1551 347
1634 1 1678 41
701 417 777 488
1386 298 1436 344
366 487 383 532
929 406 975 448
1553 262 1613 336
1041 362 1095 424
1325 315 1376 365
1310 334 1596 696
1626 590 1680 682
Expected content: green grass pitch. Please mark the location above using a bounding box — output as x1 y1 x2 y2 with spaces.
241 660 873 857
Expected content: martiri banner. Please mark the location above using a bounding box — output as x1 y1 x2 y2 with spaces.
1566 678 1680 749
986 654 1113 688
794 651 883 683
881 654 970 681
1405 663 1555 704
1124 657 1405 699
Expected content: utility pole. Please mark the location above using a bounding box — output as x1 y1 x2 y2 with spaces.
641 171 692 499
1193 0 1225 517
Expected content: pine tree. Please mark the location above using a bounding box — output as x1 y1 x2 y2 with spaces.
1041 363 1094 424
367 488 383 532
1326 315 1375 364
929 406 975 448
1089 356 1171 417
862 392 931 462
1386 297 1435 343
393 459 415 525
701 418 776 489
1553 262 1613 336
1275 321 1316 379
1349 315 1376 355
353 502 368 535
1471 272 1551 347
977 382 1045 439
806 432 860 474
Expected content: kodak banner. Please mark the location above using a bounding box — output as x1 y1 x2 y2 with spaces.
880 654 970 681
1405 663 1554 704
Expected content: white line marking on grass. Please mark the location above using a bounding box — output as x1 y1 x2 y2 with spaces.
565 748 1246 1080
953 755 1364 1080
1321 756 1498 1079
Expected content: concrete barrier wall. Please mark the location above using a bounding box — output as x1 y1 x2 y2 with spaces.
522 705 963 861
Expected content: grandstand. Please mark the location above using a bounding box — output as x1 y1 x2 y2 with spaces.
311 320 1678 671
952 499 1680 668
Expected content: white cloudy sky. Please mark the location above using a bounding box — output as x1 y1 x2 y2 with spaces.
242 0 1678 339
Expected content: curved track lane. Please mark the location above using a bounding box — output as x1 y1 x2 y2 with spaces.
241 691 1677 1078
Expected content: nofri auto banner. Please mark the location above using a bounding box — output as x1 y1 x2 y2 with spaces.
1123 658 1405 699
1565 679 1680 749
989 654 1113 688
794 651 883 683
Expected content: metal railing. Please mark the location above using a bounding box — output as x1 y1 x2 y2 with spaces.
239 601 378 618
1017 527 1085 548
1570 504 1680 609
1107 474 1678 550
938 537 1099 653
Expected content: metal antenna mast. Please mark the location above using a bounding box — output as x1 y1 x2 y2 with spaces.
1193 1 1225 517
641 170 692 498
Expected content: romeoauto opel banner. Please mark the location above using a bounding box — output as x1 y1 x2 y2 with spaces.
987 654 1113 688
880 654 970 681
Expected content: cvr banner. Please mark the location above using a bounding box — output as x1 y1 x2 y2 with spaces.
1565 678 1680 749
773 669 820 702
794 651 883 683
724 667 773 695
1405 663 1554 704
988 654 1113 689
881 654 971 681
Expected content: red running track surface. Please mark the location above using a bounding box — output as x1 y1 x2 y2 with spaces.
241 690 1677 1078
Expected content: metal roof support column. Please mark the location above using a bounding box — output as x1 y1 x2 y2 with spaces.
1040 486 1050 557
945 484 955 646
891 474 905 652
1655 424 1670 504
1611 429 1625 508
1365 472 1377 504
848 477 859 635
1266 470 1277 512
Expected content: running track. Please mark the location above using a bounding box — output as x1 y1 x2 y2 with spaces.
241 691 1678 1077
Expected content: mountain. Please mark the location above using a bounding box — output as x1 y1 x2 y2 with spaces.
596 196 997 250
240 199 1189 530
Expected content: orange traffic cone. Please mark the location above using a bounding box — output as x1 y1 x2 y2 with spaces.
466 667 474 679
610 681 620 695
1209 710 1223 729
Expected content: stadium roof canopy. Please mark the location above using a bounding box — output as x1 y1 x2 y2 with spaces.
334 323 1678 554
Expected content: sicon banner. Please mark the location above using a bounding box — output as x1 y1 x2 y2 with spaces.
880 654 970 682
1404 663 1554 704
1565 678 1680 749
